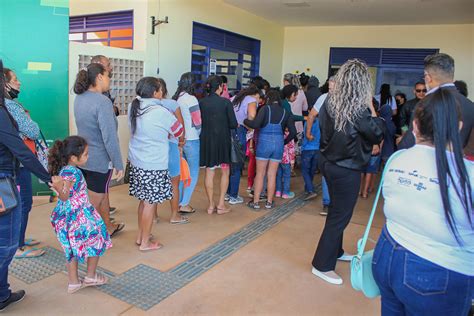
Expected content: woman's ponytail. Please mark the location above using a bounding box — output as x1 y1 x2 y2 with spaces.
74 69 90 95
73 63 106 95
205 75 223 96
130 97 141 135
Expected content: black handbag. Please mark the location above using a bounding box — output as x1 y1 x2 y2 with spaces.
0 177 18 216
124 160 131 184
230 131 245 165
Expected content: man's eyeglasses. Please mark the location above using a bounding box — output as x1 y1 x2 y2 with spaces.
416 89 427 93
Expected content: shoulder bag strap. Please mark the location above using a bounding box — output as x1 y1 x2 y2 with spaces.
357 150 404 257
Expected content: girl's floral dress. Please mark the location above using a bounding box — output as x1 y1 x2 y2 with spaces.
51 165 112 262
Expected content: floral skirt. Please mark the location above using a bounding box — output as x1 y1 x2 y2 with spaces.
128 164 173 204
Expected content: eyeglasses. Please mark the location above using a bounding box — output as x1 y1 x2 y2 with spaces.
415 89 427 93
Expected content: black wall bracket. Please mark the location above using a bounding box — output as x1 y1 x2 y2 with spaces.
151 16 169 34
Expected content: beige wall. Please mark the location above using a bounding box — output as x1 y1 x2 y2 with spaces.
282 24 474 92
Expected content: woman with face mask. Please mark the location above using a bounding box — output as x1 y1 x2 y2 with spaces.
3 68 45 258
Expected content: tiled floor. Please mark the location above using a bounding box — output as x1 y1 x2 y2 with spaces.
9 173 384 315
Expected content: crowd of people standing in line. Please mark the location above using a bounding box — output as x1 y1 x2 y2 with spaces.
0 51 472 315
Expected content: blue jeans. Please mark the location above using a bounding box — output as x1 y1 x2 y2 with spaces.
0 177 21 302
301 150 319 193
322 176 330 206
373 227 473 316
276 163 291 195
17 167 32 248
227 126 247 198
179 140 200 206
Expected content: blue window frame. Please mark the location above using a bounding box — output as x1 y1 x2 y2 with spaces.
328 47 439 98
191 22 261 93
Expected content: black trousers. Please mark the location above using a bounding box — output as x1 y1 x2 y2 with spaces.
312 158 361 272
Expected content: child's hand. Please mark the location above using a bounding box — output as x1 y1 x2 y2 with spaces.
50 176 64 194
306 133 314 141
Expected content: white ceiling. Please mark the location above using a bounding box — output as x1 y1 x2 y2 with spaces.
224 0 474 26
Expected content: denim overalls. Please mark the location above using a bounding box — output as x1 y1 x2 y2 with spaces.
256 106 286 162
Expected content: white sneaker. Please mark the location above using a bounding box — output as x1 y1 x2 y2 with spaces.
228 196 244 205
311 267 343 285
337 253 354 262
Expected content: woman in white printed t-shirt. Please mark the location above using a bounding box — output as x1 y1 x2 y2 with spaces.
372 88 473 315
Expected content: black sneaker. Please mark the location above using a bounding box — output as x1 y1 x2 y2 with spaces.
0 290 26 312
319 205 329 216
265 201 274 209
303 192 318 201
249 190 267 201
247 201 260 211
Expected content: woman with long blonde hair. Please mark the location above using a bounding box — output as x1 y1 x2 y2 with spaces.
310 59 384 285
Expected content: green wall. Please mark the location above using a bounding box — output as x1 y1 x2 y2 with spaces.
0 0 69 194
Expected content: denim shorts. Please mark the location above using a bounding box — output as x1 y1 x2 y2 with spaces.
256 134 284 162
168 142 180 178
364 155 381 174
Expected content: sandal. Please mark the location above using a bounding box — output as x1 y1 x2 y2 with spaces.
265 201 274 209
360 193 368 199
24 238 41 247
207 207 216 215
83 274 108 287
139 241 163 252
216 207 231 215
67 282 83 294
170 216 189 225
15 247 45 259
179 206 196 214
109 223 125 238
136 234 155 246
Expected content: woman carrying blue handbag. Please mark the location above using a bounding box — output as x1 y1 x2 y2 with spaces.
371 86 473 315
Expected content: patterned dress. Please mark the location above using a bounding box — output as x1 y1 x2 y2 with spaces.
51 165 112 262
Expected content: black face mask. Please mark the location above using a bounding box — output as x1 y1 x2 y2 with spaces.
7 87 20 99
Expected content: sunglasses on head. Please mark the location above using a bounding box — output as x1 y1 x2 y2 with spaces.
416 89 427 93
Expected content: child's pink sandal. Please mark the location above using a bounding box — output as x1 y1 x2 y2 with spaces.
67 282 83 294
83 274 108 287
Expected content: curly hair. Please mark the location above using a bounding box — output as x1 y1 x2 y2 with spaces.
327 59 373 132
48 136 87 176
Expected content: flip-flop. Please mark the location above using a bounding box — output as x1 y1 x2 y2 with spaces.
170 216 189 225
139 242 163 252
24 238 41 247
207 207 216 215
216 207 231 215
136 234 155 246
179 207 196 214
110 223 125 238
15 247 45 259
67 282 84 294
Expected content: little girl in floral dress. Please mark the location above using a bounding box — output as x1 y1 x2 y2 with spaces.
275 130 296 199
49 136 112 294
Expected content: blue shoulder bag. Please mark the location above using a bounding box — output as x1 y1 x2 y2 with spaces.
350 151 401 298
